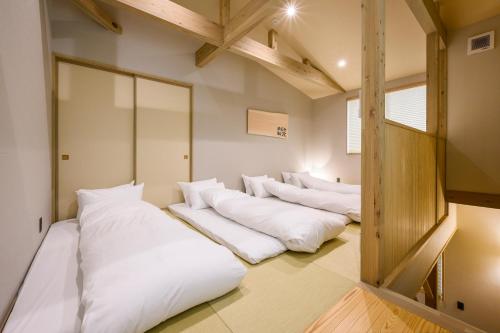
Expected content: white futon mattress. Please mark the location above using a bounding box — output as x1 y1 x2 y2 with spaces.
4 220 82 333
203 189 349 253
5 201 247 333
78 200 246 333
169 203 287 264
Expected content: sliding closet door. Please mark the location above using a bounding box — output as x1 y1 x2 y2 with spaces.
57 62 134 220
136 78 191 208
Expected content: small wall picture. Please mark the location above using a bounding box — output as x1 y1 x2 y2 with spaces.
247 109 289 139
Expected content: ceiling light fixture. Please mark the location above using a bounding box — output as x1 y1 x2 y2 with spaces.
286 3 297 17
337 59 347 68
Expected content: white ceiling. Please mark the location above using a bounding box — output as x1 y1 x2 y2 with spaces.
173 0 426 98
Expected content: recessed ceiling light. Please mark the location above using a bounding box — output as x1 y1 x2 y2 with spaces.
286 4 297 17
337 59 347 68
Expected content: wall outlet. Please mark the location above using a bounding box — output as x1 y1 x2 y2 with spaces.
457 301 465 311
38 217 43 233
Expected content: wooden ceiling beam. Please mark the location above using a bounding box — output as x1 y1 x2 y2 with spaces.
196 0 280 67
405 0 447 48
104 0 223 46
229 37 345 93
72 0 122 34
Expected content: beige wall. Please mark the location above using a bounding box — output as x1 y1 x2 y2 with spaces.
0 0 52 324
441 204 500 333
447 15 500 194
47 0 313 190
310 73 426 185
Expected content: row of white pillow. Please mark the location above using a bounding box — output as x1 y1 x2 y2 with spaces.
242 172 310 198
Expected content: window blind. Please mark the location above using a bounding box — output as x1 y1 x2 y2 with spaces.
346 85 427 154
347 98 361 154
385 85 427 131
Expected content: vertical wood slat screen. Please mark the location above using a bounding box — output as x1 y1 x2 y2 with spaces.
383 123 437 278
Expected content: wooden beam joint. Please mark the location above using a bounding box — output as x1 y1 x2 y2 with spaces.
72 0 123 34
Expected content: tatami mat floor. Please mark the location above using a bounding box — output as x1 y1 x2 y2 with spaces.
149 215 361 333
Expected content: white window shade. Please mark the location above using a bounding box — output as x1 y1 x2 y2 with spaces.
346 85 427 155
385 85 427 132
347 99 361 154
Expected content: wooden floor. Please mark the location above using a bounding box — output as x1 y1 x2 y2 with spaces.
306 287 450 333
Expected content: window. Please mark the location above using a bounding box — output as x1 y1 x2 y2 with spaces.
347 98 361 154
346 84 426 154
385 85 426 132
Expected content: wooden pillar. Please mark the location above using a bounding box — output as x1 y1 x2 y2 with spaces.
360 0 385 286
427 32 439 135
268 29 278 49
437 46 448 222
220 0 230 26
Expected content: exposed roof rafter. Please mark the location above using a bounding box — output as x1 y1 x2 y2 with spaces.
101 0 346 95
230 37 345 93
196 0 281 67
72 0 122 34
104 0 224 46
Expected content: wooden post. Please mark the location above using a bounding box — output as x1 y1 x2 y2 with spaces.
268 29 278 49
360 0 385 286
437 46 448 222
220 0 230 26
427 32 439 135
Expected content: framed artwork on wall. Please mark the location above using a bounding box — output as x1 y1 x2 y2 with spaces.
247 109 288 139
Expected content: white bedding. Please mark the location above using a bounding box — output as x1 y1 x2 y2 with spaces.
169 203 286 264
79 200 246 333
4 220 82 333
201 189 348 252
264 180 361 222
299 174 361 195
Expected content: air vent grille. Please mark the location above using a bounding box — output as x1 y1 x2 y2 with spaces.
467 31 495 55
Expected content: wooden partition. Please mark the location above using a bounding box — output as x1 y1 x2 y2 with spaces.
383 122 436 277
361 0 453 291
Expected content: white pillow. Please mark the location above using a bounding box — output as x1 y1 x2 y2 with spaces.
177 178 217 206
76 182 143 220
242 174 267 196
200 188 248 208
282 172 292 184
189 182 225 209
290 172 309 188
249 178 275 198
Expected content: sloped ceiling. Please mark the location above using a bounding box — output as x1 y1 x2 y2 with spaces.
440 0 500 30
173 0 426 98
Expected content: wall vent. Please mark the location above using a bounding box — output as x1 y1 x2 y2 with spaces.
467 31 495 55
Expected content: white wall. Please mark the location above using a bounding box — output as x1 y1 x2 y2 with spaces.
310 73 426 184
441 205 500 333
0 0 52 324
47 0 313 190
447 15 500 194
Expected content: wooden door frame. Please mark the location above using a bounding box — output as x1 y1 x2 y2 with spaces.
52 53 193 221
